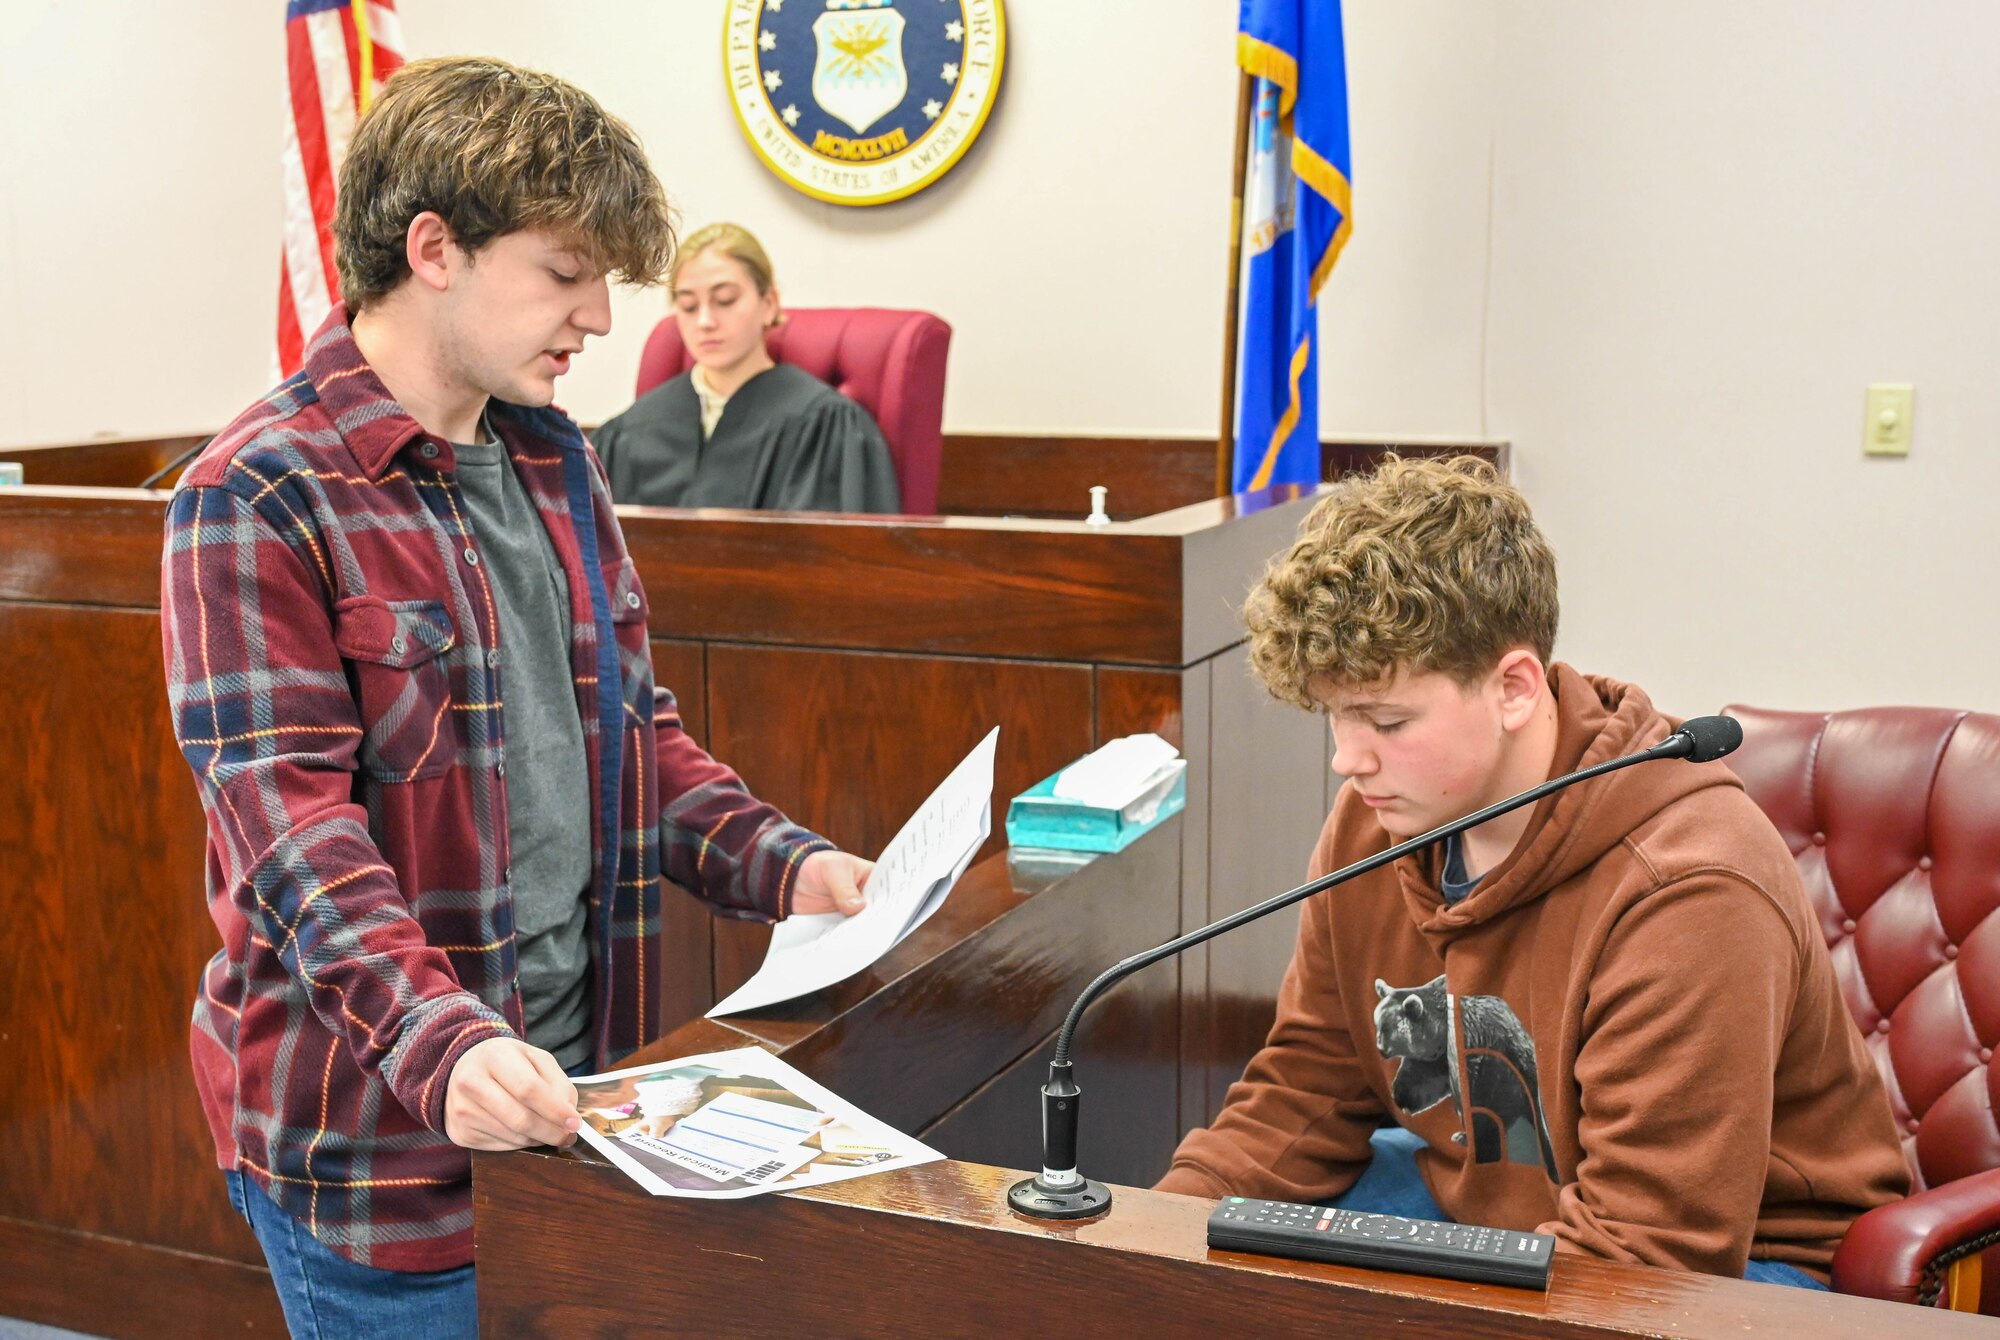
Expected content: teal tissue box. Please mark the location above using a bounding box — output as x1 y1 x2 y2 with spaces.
1005 761 1187 853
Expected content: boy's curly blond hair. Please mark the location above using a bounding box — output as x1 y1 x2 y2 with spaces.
1245 455 1559 708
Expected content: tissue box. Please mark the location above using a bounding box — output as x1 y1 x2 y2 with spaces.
1005 759 1187 853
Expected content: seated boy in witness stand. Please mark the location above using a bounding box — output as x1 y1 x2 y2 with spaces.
1155 456 1908 1289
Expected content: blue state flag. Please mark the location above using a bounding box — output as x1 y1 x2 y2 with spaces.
1231 0 1353 495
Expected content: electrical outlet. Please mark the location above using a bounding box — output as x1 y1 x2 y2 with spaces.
1864 384 1914 456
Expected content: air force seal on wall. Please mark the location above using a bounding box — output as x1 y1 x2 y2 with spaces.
813 4 908 134
725 0 1006 206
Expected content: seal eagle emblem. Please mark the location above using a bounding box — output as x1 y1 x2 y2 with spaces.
812 2 907 134
724 0 1006 206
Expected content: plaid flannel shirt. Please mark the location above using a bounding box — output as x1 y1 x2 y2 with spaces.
162 310 832 1271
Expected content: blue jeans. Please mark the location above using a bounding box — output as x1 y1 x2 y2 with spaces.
224 1171 477 1339
1334 1126 1830 1291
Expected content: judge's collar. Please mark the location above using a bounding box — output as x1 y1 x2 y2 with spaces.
693 361 788 406
690 365 731 441
691 364 730 408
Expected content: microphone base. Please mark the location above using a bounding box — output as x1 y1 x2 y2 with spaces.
1007 1174 1113 1221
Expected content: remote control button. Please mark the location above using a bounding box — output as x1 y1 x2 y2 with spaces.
1348 1215 1417 1240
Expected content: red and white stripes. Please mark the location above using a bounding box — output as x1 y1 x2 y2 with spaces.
278 1 404 375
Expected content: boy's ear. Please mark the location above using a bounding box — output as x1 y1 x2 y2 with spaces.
1493 647 1546 732
404 211 456 294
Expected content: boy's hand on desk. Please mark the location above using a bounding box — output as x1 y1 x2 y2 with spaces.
444 1037 581 1151
792 851 874 917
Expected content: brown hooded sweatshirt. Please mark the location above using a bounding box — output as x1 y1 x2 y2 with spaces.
1158 665 1908 1281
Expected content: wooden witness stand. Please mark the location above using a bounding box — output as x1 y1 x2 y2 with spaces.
475 817 1974 1339
482 1166 1979 1339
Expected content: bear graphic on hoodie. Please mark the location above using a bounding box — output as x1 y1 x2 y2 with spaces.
1374 974 1559 1181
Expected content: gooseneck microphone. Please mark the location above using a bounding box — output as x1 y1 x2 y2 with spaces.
1005 715 1744 1220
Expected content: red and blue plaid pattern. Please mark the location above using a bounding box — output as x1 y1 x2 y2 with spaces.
162 308 832 1270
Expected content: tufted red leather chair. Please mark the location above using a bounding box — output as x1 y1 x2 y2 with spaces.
634 307 951 514
1725 704 2000 1312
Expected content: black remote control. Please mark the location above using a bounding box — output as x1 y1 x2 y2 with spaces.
1206 1197 1556 1290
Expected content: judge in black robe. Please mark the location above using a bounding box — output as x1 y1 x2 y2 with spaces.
591 363 901 513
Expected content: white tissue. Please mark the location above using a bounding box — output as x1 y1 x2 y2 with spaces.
1051 733 1181 810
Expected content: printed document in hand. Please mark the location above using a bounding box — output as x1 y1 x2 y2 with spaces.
572 1046 940 1199
708 727 998 1017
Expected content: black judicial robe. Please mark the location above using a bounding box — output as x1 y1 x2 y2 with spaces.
591 364 901 513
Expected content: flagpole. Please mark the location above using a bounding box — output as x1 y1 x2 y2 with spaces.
1216 68 1255 498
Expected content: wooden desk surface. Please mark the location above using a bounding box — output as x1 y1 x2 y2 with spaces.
615 824 1183 1171
477 1150 1979 1338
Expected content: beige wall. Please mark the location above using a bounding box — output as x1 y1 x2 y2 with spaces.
2 2 1992 713
1481 2 2000 716
2 1 287 446
0 0 1253 442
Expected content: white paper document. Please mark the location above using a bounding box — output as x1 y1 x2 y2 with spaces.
573 1046 940 1199
627 1090 829 1185
707 727 998 1017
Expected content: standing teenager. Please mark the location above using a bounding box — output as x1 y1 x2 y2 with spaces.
163 57 871 1337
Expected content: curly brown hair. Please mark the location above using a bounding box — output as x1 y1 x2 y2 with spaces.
333 56 676 313
1244 455 1559 708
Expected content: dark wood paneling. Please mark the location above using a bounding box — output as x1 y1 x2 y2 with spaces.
922 972 1179 1188
701 645 1096 996
1096 667 1187 749
0 1217 283 1340
651 638 708 743
0 604 278 1340
939 435 1216 519
607 827 1180 1179
649 637 715 1040
742 823 1177 1138
476 1153 1960 1339
1323 439 1510 481
1 432 1508 524
3 435 206 489
0 490 173 608
690 843 1054 1057
0 606 258 1265
622 510 1190 665
937 435 1510 521
0 463 1329 663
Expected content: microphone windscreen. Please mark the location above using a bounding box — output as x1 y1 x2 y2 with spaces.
1679 715 1743 763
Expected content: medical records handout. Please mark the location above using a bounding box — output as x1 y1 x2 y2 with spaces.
571 1046 940 1199
706 726 997 1017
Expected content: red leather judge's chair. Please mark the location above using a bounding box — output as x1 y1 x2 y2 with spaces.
1726 704 2000 1313
634 307 952 514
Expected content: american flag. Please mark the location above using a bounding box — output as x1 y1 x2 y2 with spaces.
279 0 405 375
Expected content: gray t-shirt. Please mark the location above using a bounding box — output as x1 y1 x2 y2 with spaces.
1440 833 1483 906
453 428 595 1070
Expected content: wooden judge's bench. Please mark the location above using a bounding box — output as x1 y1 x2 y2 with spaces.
8 433 1947 1337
